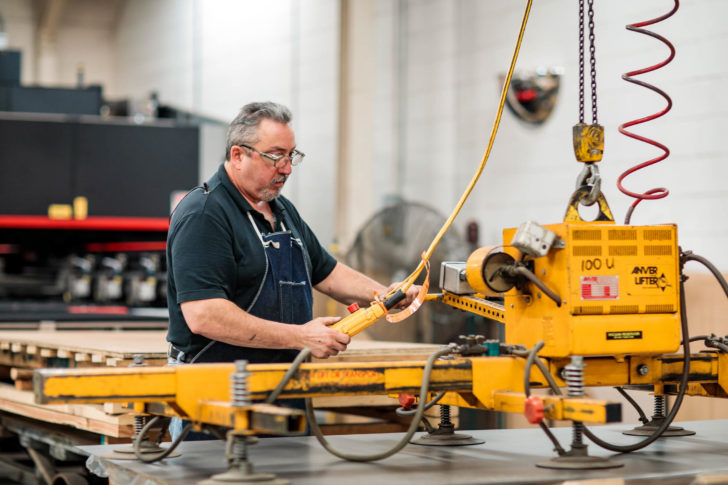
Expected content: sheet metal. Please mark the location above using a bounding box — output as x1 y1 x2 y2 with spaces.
80 419 728 484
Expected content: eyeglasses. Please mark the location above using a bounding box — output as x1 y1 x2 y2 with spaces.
239 144 305 168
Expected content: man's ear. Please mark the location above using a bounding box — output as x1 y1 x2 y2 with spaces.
229 145 245 167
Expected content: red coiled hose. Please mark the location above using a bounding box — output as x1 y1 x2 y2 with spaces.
617 0 679 224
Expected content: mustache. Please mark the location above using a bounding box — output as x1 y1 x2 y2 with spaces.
271 175 288 185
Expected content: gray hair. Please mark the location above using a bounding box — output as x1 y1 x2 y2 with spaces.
225 102 292 159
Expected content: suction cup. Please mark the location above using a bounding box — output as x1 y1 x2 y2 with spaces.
623 421 695 437
536 454 624 470
411 431 484 446
198 470 289 484
536 442 623 470
101 442 181 460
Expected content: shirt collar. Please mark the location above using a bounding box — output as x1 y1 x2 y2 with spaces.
217 163 282 220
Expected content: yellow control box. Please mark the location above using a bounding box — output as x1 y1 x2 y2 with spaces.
503 223 681 358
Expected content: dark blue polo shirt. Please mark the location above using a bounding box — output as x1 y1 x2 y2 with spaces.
166 163 337 356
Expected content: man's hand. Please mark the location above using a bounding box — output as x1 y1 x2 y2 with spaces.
296 316 350 359
387 282 422 310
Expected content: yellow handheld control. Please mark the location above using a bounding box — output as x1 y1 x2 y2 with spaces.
331 290 406 337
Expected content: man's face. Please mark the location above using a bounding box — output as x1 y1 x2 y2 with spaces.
234 119 295 203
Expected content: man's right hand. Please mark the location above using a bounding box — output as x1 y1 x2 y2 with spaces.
296 317 350 358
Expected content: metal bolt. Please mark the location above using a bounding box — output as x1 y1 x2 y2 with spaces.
637 364 649 376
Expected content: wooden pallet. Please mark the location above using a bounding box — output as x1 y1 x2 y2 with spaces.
0 330 440 369
0 330 169 369
0 329 442 437
0 382 134 438
0 329 168 440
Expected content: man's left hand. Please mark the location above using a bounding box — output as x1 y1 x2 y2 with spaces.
386 282 422 310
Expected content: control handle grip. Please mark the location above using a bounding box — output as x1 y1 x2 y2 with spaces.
331 290 406 337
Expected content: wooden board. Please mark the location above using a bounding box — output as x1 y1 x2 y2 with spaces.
313 339 441 363
0 330 169 368
0 382 134 438
675 272 728 421
0 329 440 368
0 328 442 435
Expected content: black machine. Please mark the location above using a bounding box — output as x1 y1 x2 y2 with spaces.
0 50 200 324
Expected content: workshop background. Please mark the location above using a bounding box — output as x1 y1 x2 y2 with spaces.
1 0 727 442
2 0 725 258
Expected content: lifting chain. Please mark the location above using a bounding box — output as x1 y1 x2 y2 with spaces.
573 0 603 206
579 0 598 125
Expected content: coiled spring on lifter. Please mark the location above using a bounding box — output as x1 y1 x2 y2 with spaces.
564 356 585 397
231 360 251 407
617 1 679 224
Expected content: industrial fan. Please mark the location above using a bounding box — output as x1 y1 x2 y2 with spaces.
344 200 491 344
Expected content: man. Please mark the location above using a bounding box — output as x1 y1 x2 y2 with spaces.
166 102 419 437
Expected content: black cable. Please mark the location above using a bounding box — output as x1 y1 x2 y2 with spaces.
134 415 193 463
522 341 546 397
152 417 171 446
205 425 228 441
305 344 457 462
513 342 560 395
265 289 409 404
265 347 312 404
539 422 566 456
419 415 436 433
681 254 728 354
515 341 565 455
511 265 562 307
682 251 728 299
614 386 650 425
687 335 709 343
687 334 728 353
707 338 728 353
518 250 723 453
581 274 691 452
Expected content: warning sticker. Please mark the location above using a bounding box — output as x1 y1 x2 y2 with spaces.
606 331 643 340
580 275 618 300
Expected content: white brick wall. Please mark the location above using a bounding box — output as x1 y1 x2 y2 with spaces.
2 0 727 267
0 0 115 86
360 0 728 269
111 0 340 245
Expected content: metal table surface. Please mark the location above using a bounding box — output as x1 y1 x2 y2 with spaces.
80 420 728 485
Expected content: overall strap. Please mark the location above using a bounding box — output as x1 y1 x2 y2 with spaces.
277 205 313 279
246 211 280 248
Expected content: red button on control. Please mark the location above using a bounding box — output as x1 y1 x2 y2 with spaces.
347 302 360 313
